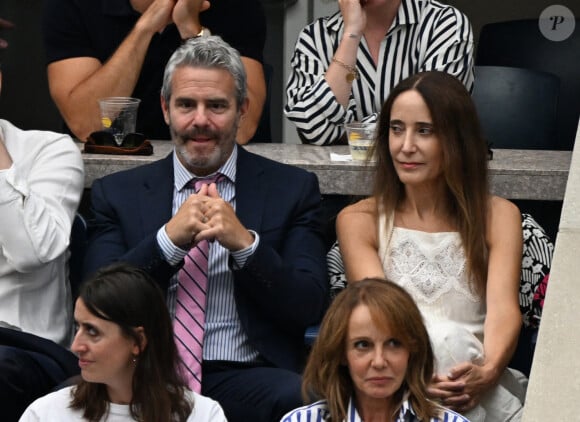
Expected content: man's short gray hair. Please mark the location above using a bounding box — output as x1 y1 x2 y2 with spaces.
161 35 247 108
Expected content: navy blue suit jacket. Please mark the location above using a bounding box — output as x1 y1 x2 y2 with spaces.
84 147 328 372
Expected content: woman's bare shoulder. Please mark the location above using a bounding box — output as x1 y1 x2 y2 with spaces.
336 197 378 239
489 195 521 223
339 197 377 217
487 195 522 244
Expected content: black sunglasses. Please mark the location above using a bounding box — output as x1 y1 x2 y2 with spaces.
487 142 494 161
87 131 146 148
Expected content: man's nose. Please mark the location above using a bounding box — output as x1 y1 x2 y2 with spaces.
192 105 210 127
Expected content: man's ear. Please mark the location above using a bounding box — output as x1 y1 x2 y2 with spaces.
239 97 249 119
160 95 170 125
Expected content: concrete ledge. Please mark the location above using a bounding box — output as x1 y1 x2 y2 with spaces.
80 142 571 199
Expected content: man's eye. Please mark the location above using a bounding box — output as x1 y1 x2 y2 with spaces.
209 103 227 111
177 100 194 109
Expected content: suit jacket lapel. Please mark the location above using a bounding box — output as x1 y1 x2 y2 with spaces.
236 147 265 231
138 149 264 235
140 154 174 236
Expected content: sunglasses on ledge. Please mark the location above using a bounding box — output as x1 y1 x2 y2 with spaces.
84 131 153 156
87 131 147 148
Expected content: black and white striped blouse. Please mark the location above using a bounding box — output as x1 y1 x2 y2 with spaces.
285 0 475 145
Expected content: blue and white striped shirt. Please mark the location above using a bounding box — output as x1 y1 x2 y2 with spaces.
156 145 261 362
280 397 471 422
285 0 474 145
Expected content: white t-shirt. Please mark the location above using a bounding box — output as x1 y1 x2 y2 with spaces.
19 386 227 422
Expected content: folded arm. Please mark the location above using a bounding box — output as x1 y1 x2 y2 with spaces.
419 7 475 91
285 26 360 146
0 134 83 271
47 0 176 141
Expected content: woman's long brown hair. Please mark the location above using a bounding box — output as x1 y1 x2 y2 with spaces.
371 71 490 295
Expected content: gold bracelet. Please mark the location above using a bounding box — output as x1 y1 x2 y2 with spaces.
332 58 359 82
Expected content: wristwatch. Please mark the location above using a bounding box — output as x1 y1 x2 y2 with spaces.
195 26 211 37
182 27 211 43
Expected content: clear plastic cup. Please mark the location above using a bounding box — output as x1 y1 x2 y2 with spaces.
344 122 376 161
98 97 141 146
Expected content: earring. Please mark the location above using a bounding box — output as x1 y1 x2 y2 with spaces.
132 355 138 365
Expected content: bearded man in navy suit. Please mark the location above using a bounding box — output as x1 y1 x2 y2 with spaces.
84 36 328 422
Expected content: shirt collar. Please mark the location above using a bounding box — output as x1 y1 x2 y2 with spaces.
346 397 418 422
396 399 418 421
173 145 237 192
326 0 421 36
346 398 364 422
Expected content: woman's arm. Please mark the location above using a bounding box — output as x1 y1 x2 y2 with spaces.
336 198 384 281
480 196 523 377
429 196 523 412
325 0 365 108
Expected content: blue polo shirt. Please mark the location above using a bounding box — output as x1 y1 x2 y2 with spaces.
43 0 266 140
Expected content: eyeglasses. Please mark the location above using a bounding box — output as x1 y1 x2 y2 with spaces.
87 131 146 148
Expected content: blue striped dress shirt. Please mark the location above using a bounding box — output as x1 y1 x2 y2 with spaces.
285 0 474 145
280 397 471 422
157 146 261 362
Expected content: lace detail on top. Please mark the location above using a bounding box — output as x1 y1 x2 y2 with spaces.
380 224 486 341
386 228 479 305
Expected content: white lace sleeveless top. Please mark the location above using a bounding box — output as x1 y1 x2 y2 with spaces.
378 212 486 343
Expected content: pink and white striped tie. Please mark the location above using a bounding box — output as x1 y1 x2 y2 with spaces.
174 175 222 392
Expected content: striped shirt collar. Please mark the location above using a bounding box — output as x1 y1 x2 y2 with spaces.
397 399 419 421
173 145 237 192
326 0 422 35
345 396 419 421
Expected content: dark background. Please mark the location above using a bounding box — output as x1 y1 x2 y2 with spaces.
0 0 578 141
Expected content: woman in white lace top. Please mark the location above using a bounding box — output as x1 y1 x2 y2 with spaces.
336 71 525 421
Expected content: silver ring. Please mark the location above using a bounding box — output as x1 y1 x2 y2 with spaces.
202 216 208 223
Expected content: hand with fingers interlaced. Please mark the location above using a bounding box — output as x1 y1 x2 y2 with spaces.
165 182 253 251
428 361 499 413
